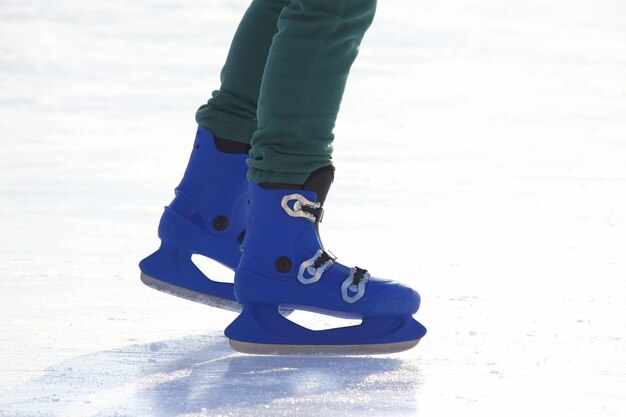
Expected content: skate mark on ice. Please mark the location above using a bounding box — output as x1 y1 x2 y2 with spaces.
0 335 422 417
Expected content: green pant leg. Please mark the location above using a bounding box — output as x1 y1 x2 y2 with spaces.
195 0 289 145
247 0 377 185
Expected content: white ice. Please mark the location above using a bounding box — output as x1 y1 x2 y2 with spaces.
1 0 625 416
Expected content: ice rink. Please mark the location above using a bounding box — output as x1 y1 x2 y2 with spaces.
1 0 625 416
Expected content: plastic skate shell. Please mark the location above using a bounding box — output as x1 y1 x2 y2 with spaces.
225 183 427 354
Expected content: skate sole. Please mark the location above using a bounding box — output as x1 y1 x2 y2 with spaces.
229 338 421 356
140 272 242 312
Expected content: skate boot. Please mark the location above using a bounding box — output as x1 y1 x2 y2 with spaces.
139 126 249 312
225 167 427 354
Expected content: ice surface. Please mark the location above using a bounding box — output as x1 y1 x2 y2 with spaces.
1 0 625 416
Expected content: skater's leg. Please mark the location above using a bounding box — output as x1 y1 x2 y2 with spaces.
196 0 290 145
248 0 377 185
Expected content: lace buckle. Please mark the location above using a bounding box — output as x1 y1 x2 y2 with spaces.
280 193 323 222
341 267 370 303
298 249 335 284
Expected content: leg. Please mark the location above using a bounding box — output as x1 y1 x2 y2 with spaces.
248 0 378 184
196 0 290 145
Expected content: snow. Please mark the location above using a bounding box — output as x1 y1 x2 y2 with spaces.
1 0 625 416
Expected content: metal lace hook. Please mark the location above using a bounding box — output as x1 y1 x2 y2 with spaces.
281 193 321 222
297 249 336 284
341 267 370 303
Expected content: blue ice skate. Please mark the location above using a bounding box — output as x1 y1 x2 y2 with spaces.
225 168 427 354
139 126 248 312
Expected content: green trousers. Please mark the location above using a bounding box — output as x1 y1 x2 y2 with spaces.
195 0 377 184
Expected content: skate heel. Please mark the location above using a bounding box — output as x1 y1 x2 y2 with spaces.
139 240 241 312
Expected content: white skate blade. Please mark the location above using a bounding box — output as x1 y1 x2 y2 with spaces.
229 339 421 356
140 272 242 312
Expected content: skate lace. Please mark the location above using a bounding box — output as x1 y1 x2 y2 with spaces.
350 267 369 286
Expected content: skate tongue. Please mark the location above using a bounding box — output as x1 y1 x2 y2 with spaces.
302 165 334 206
213 136 251 154
260 165 335 205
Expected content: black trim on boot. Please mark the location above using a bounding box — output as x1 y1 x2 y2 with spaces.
260 165 335 206
213 136 252 154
